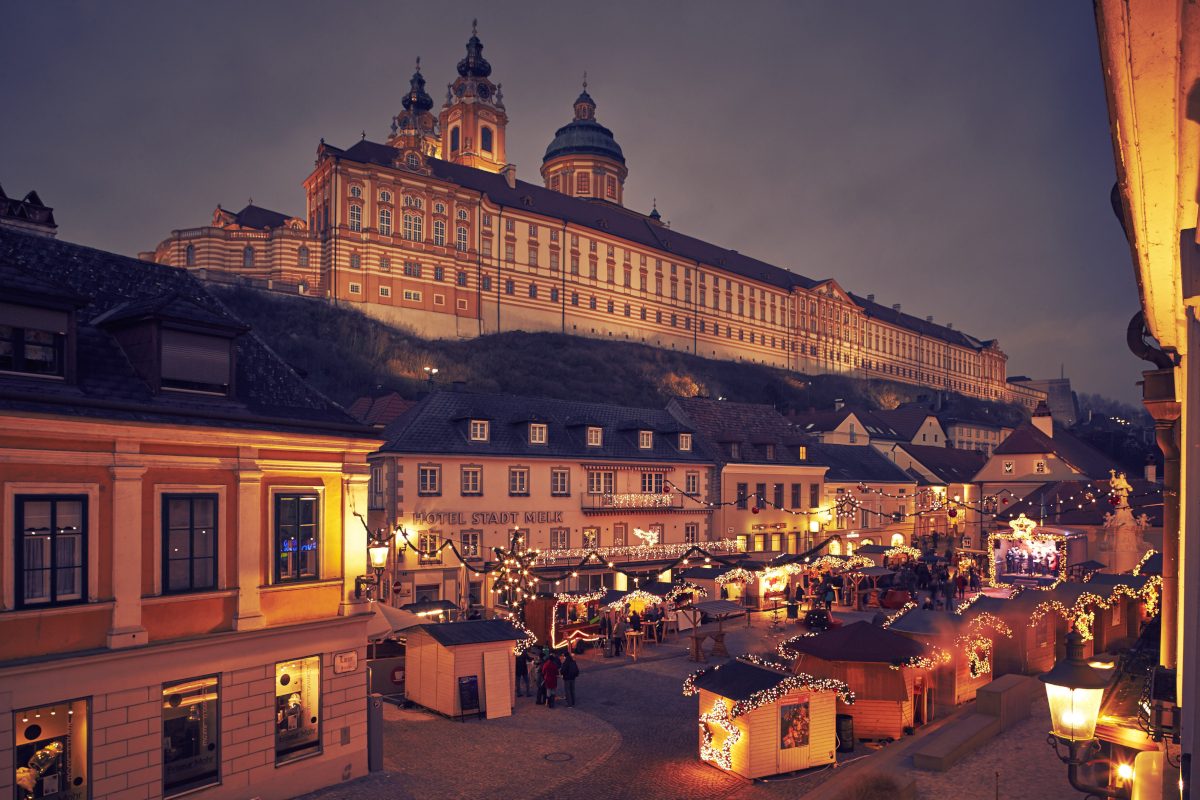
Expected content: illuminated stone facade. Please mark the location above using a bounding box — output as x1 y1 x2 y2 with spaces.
146 27 1015 404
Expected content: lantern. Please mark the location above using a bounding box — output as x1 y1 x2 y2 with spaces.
1039 631 1112 744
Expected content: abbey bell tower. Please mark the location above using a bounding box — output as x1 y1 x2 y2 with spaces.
439 21 508 173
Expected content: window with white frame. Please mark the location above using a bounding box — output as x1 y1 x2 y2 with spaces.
641 472 664 493
349 185 362 198
403 213 423 241
349 283 361 294
433 219 446 246
638 430 653 449
586 427 603 447
378 207 392 236
460 530 481 560
587 470 614 495
613 523 627 546
417 464 441 496
418 532 442 564
379 286 391 298
456 225 468 251
550 468 570 496
529 423 547 444
457 208 468 221
679 432 692 451
685 471 700 495
685 523 699 544
379 190 391 203
550 527 570 550
461 465 482 496
402 290 421 302
508 467 529 496
469 420 489 441
349 204 362 232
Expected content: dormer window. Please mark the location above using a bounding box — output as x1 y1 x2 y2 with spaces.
586 426 603 447
469 419 490 442
529 423 547 444
638 430 653 449
730 442 741 459
798 446 807 461
765 444 776 461
160 329 232 395
0 303 68 378
678 432 692 452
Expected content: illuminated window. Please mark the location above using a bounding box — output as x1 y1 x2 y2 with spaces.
162 494 217 593
162 676 220 796
606 176 617 199
1035 460 1046 474
638 430 653 449
417 464 441 496
586 426 603 447
13 698 91 798
576 172 590 194
274 656 321 764
274 494 318 583
470 420 489 441
15 495 86 608
582 528 599 548
529 422 548 444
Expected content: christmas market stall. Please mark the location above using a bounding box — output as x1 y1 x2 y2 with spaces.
405 619 530 720
778 620 937 741
1026 577 1161 661
886 607 1009 707
988 513 1086 589
960 591 1058 676
855 543 921 570
683 656 851 779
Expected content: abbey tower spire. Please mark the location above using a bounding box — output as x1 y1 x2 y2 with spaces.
438 21 508 173
387 58 441 158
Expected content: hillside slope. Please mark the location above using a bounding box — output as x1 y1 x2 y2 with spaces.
211 285 1025 424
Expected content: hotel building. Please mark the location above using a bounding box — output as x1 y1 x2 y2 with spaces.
144 27 1018 405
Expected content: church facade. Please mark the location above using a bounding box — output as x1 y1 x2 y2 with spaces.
145 26 1012 403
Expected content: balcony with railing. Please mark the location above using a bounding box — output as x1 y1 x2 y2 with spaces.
581 492 687 513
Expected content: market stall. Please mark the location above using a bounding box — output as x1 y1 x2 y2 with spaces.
405 619 527 720
961 591 1058 676
683 656 850 779
779 621 938 741
887 607 1008 707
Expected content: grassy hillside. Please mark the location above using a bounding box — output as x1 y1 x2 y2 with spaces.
211 284 1026 424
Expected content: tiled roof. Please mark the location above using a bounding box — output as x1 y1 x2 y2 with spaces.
785 408 856 434
92 292 246 331
667 397 811 465
897 444 986 484
992 422 1117 479
327 140 993 350
378 390 710 463
0 227 373 436
807 442 915 484
871 404 936 441
783 620 929 663
995 479 1163 526
230 203 292 230
691 658 794 700
347 392 417 427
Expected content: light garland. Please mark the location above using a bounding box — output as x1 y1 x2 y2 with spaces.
611 589 665 608
665 582 708 605
715 567 756 585
683 659 855 712
883 545 922 561
955 592 983 615
775 632 821 660
533 538 741 565
881 601 917 629
1028 578 1161 641
698 698 740 770
1133 550 1159 576
808 554 874 573
890 648 953 671
597 492 677 510
506 616 538 655
953 613 1012 679
550 588 607 649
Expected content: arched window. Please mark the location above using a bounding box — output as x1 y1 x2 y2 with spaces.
379 190 392 203
297 246 309 267
185 244 195 266
550 175 560 192
890 532 906 548
403 214 423 242
480 126 493 153
433 219 446 246
828 538 842 556
379 208 392 236
606 176 617 199
456 208 468 221
348 204 362 232
456 225 468 252
242 246 254 268
349 185 362 199
450 126 460 152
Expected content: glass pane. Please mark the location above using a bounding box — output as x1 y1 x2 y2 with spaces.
168 560 191 591
193 498 215 529
162 676 220 795
168 498 191 529
278 497 297 526
299 498 315 525
275 656 321 763
56 565 82 601
55 500 82 533
193 526 214 558
192 557 215 590
56 531 81 569
168 528 191 560
22 501 52 534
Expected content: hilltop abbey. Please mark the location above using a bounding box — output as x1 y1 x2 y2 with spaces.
145 24 1017 404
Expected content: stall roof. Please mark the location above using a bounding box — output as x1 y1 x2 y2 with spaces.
414 618 524 647
784 620 928 663
1086 573 1152 591
693 600 748 618
1137 552 1162 576
367 602 423 640
692 658 794 700
887 608 969 637
857 566 897 579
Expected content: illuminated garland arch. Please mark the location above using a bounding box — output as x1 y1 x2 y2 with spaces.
714 567 756 586
953 612 1013 679
1027 579 1161 641
1133 550 1159 576
883 545 922 561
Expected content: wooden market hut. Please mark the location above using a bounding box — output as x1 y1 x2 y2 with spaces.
964 592 1057 676
1084 573 1153 652
887 608 994 707
688 657 841 779
781 621 934 741
405 619 524 719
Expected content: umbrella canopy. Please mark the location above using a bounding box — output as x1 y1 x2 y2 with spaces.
400 599 459 616
366 602 423 641
692 599 748 618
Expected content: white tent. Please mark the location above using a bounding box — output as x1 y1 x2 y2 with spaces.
366 601 423 641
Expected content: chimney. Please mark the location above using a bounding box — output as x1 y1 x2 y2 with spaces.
1032 401 1053 437
867 293 875 302
501 164 517 189
1145 455 1158 483
892 303 901 312
833 398 844 411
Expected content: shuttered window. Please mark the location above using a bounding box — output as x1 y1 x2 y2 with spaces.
161 329 230 392
0 303 68 377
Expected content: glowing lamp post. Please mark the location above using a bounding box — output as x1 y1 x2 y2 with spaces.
1039 631 1125 797
356 529 394 600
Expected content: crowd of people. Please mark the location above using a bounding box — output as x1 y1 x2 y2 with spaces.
515 647 580 709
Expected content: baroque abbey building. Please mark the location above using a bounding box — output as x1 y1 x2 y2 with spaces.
145 26 1014 403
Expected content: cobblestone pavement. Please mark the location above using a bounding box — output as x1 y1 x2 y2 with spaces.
294 609 936 800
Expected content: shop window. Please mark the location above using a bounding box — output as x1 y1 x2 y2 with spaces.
15 495 86 608
736 534 750 552
13 697 90 799
162 494 218 593
274 656 321 764
162 676 220 796
274 494 318 583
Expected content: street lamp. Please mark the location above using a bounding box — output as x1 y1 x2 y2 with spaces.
424 366 439 384
356 528 393 600
1039 631 1125 798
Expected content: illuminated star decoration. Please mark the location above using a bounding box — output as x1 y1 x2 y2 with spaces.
491 529 541 611
698 698 741 771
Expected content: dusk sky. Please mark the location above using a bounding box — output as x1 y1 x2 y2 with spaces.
1 2 1143 402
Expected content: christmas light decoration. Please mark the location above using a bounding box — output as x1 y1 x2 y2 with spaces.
714 567 756 585
683 660 855 713
954 613 1013 679
533 539 741 565
883 545 922 561
881 601 917 629
1132 550 1158 576
1027 579 1161 641
889 648 953 671
611 589 665 609
808 554 873 573
986 514 1069 588
506 616 538 654
665 582 708 605
549 588 607 649
698 698 740 770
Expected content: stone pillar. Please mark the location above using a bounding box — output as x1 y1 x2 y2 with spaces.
234 465 265 631
108 465 147 648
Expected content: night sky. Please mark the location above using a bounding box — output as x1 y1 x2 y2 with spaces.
1 2 1142 402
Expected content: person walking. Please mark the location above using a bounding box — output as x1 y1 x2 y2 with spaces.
822 581 835 611
541 652 560 709
612 617 627 657
533 650 547 705
515 648 531 697
561 651 580 707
